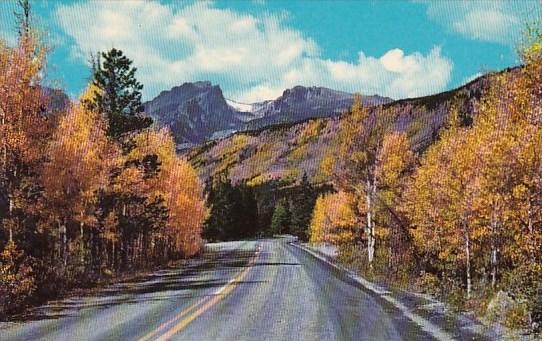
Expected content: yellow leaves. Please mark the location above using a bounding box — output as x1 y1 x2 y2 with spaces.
42 100 115 225
128 128 176 169
316 152 335 180
288 143 308 162
404 50 542 276
114 166 146 194
297 120 325 145
214 134 251 175
377 132 413 189
309 191 357 245
80 83 102 104
246 174 267 187
338 93 369 163
0 31 49 167
161 158 206 256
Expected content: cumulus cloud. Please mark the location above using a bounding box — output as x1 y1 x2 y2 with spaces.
418 0 537 45
56 1 452 102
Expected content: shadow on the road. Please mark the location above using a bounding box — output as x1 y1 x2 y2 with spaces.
11 247 263 323
251 262 301 266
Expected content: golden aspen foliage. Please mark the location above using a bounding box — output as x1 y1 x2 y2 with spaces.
160 158 207 256
127 128 207 257
309 191 357 245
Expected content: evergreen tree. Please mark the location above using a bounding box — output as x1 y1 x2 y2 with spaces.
290 173 316 241
14 0 30 38
270 198 291 235
203 179 260 241
86 48 152 141
203 178 230 241
236 184 259 238
225 185 244 240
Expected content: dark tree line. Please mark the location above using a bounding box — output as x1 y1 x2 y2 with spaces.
270 174 317 240
204 178 259 241
204 173 320 241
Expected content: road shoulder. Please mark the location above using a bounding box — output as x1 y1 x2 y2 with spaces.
292 242 497 341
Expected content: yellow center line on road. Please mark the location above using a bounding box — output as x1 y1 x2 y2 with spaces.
139 244 262 341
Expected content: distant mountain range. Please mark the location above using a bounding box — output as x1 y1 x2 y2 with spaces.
143 82 392 148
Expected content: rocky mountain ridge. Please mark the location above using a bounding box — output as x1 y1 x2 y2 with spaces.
143 82 391 147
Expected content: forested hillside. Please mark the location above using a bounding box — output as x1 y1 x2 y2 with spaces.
187 67 514 186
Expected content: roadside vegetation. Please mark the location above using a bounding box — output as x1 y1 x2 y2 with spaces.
309 17 542 334
0 2 206 318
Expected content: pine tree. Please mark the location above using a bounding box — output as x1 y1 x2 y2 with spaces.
239 184 259 238
203 178 236 241
270 198 291 235
14 0 30 38
86 48 152 141
290 173 316 241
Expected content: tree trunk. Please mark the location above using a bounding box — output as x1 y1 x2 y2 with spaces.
62 220 67 266
490 211 498 289
80 219 85 265
8 196 13 242
465 224 472 299
365 174 377 270
366 178 374 268
527 200 533 234
111 240 116 270
57 219 62 262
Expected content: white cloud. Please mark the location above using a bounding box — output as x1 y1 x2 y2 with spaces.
418 0 539 45
57 1 452 102
239 46 452 102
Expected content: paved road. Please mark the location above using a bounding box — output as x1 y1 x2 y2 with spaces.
0 239 453 340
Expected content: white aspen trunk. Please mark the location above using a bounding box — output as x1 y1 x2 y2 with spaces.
112 240 116 269
8 196 13 242
366 175 376 269
62 221 67 267
490 211 498 289
491 244 497 289
80 219 85 265
366 179 373 267
527 201 533 234
465 226 472 299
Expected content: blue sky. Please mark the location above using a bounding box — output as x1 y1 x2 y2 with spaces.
0 0 539 102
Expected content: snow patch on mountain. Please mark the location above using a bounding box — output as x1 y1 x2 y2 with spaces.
226 99 254 113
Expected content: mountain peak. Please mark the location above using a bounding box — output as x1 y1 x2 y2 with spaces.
145 81 393 147
192 81 213 88
144 81 239 146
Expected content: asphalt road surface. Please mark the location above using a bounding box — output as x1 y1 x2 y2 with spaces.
0 238 465 340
